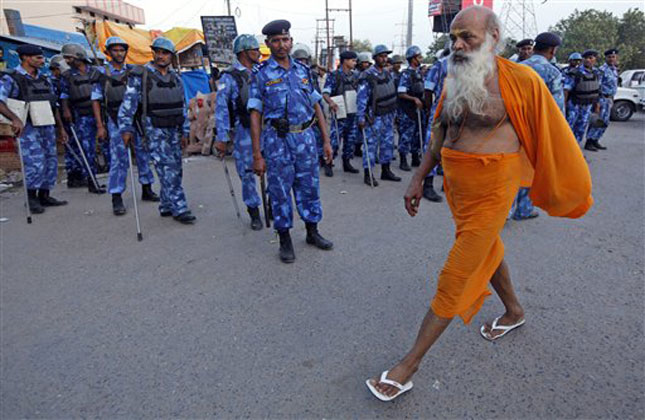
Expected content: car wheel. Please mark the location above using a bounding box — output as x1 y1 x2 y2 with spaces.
610 100 634 121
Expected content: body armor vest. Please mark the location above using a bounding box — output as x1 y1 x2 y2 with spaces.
65 68 99 116
368 70 397 116
4 70 56 110
572 69 600 105
222 66 251 129
399 67 424 118
104 69 128 121
144 68 185 128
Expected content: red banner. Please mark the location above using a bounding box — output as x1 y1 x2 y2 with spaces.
428 0 443 16
461 0 493 9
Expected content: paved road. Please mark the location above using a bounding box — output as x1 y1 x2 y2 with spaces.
1 114 643 418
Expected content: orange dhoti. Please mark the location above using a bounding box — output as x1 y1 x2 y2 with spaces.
431 148 522 324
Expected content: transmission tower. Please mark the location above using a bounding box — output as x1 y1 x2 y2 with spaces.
500 0 538 41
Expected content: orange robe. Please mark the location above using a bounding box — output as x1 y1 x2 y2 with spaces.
430 57 593 323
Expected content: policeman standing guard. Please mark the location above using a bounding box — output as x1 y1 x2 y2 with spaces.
60 43 106 193
357 44 401 186
397 45 425 172
585 48 619 151
48 55 69 146
249 19 334 263
214 34 264 231
322 50 360 174
564 49 600 148
391 55 403 88
97 36 158 216
511 32 565 221
118 37 196 225
0 45 68 213
562 52 583 75
514 39 534 62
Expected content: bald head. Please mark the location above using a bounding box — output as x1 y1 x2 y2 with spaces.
449 6 502 57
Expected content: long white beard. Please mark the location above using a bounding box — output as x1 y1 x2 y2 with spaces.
443 34 496 122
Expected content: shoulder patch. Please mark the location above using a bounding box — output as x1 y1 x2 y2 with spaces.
266 78 283 86
253 61 269 74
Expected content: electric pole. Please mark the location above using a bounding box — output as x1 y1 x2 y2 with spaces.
406 0 413 48
226 0 231 15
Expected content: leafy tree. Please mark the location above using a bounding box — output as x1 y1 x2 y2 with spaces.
550 9 619 64
617 8 645 69
351 39 372 53
425 34 449 63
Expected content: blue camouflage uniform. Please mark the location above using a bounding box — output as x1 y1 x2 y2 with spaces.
322 67 359 160
247 56 323 231
0 66 58 190
586 62 618 142
60 66 103 178
397 66 424 156
118 63 190 216
215 61 261 209
564 65 599 143
423 58 448 177
356 65 396 169
309 68 327 159
97 62 155 194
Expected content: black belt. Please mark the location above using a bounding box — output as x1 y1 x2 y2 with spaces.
266 117 316 133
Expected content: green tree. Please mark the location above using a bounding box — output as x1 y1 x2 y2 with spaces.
617 8 645 70
425 34 449 63
550 9 619 64
352 39 372 53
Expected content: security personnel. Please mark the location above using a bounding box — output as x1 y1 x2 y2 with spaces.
512 32 565 221
357 44 400 186
322 50 360 174
60 43 106 193
118 37 196 225
586 48 619 151
397 45 424 172
357 52 372 72
214 34 263 231
97 36 158 216
564 49 600 148
249 19 334 263
391 55 403 87
48 55 69 146
514 39 534 62
292 44 330 176
419 48 449 203
0 44 68 213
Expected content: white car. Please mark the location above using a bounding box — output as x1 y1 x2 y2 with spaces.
620 69 645 102
611 86 640 121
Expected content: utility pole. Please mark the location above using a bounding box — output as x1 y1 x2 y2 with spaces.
325 0 332 70
326 1 353 51
406 0 413 48
226 0 231 15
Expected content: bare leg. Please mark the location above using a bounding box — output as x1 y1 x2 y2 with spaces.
371 308 452 397
481 259 525 338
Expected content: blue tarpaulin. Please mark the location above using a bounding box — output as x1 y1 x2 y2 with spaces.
180 70 211 101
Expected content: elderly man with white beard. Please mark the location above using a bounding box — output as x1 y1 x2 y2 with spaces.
365 6 593 402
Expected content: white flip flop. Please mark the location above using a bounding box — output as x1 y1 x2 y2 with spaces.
480 316 526 341
365 370 414 402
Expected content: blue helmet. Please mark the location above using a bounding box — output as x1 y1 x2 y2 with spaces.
105 36 128 51
233 34 260 54
372 44 392 58
151 37 176 54
568 52 582 61
405 45 422 60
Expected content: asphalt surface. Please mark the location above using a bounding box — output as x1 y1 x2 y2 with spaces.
1 114 644 418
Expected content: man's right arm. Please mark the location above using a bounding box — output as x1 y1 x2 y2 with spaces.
214 73 233 142
247 73 265 175
0 75 24 137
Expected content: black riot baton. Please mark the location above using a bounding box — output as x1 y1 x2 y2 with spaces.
126 144 143 241
260 173 270 228
220 156 242 220
14 136 32 224
68 125 102 191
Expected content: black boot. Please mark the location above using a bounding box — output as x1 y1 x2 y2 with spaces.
67 172 82 188
584 140 598 152
247 206 263 231
593 139 607 150
423 176 443 202
380 164 401 182
174 210 197 224
38 189 67 206
141 183 160 202
342 158 359 173
78 175 89 187
27 189 45 214
354 143 363 157
305 222 333 250
112 193 126 216
88 180 106 194
399 153 411 172
411 152 421 167
364 168 378 187
323 162 334 177
278 229 295 263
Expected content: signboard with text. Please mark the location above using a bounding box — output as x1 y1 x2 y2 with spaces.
461 0 494 10
200 16 238 65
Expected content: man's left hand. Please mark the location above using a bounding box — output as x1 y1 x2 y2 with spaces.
323 141 333 164
214 141 227 157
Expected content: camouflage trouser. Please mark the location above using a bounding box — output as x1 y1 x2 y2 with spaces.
566 101 593 143
18 122 57 190
145 122 188 216
263 127 322 230
510 187 535 220
398 110 423 155
327 114 358 160
232 125 261 209
65 114 97 178
586 96 611 141
362 112 395 168
423 105 440 177
107 117 155 194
